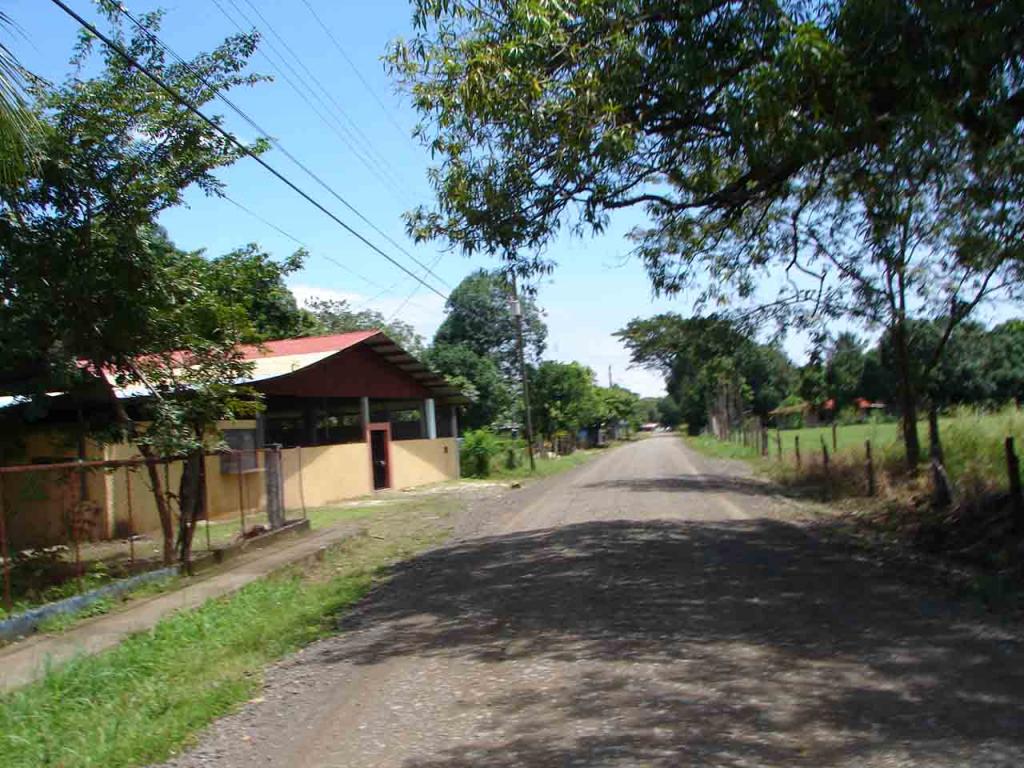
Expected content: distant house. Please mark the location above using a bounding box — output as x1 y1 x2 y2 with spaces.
0 331 469 548
769 396 887 429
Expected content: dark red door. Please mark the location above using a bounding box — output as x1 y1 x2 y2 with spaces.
370 428 390 489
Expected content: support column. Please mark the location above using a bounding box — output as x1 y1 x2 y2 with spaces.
449 405 458 438
424 398 437 439
360 396 371 438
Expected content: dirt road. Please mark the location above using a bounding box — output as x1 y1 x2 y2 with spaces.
165 435 1024 767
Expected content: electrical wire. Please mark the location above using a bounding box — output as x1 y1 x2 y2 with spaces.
207 0 405 202
297 0 412 144
111 0 453 295
231 0 409 196
47 0 450 302
222 192 439 318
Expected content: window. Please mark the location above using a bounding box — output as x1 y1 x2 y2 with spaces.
220 429 259 474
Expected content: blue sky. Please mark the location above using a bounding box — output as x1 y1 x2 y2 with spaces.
12 0 821 397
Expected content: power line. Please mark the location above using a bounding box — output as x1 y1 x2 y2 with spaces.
200 0 450 290
231 0 410 196
297 0 412 145
47 0 450 303
112 0 452 295
207 0 404 202
222 192 439 318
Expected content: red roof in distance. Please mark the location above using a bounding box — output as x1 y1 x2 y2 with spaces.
237 330 381 361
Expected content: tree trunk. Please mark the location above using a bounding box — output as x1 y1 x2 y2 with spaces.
927 406 944 465
892 320 921 472
99 374 176 565
177 448 203 575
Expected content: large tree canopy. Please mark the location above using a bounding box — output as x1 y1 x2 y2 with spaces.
0 5 267 563
390 0 1024 277
433 269 545 377
616 313 794 433
391 0 1024 467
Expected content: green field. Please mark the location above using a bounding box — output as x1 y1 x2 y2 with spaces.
691 405 1024 490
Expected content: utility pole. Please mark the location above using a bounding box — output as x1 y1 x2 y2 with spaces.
608 365 613 388
510 273 536 472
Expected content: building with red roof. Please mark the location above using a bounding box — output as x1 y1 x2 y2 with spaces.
0 331 469 547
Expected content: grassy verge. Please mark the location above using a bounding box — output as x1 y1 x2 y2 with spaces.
685 411 1024 607
0 499 453 768
482 448 604 481
2 500 391 636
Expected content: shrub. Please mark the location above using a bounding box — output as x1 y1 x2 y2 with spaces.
460 429 501 477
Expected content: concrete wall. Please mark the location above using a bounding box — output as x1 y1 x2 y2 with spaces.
103 443 266 537
389 438 459 489
280 443 373 510
2 429 458 549
2 432 108 548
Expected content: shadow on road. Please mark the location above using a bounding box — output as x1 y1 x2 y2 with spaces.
581 473 788 497
320 519 1024 766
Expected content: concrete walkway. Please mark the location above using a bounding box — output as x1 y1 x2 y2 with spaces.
0 521 362 692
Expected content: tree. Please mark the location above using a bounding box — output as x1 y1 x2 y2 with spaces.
304 297 424 354
655 397 683 430
826 333 865 409
390 0 1024 469
616 313 794 433
204 244 315 342
529 361 600 440
597 385 640 431
0 11 39 183
0 5 267 563
424 343 512 429
434 269 545 378
986 320 1024 405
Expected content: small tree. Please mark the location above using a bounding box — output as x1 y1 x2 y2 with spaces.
0 5 268 563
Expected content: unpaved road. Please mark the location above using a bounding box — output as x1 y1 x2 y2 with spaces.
165 435 1024 767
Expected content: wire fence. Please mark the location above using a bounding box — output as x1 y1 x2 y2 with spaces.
0 446 306 616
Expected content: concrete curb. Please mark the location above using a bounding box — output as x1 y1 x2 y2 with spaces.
0 567 176 643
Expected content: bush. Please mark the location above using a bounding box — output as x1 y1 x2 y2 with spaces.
460 429 501 477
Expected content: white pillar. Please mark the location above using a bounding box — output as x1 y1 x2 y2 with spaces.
449 405 458 438
424 398 437 439
360 397 371 436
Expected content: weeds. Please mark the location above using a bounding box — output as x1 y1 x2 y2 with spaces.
0 499 452 768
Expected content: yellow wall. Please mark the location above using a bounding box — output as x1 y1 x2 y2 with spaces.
1 432 108 548
280 443 372 509
2 427 458 549
103 442 265 537
389 438 459 489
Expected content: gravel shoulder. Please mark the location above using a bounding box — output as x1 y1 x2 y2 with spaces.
162 435 1024 768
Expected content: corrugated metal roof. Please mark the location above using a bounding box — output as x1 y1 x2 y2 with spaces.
2 330 471 408
237 330 379 361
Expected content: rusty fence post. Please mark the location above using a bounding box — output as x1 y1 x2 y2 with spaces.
125 467 136 567
794 435 801 469
0 475 11 613
821 437 832 500
237 451 246 538
865 439 876 497
297 445 307 520
1006 437 1023 528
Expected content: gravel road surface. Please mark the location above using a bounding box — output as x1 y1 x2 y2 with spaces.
163 435 1024 767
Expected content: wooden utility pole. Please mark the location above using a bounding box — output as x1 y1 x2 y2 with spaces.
511 274 536 472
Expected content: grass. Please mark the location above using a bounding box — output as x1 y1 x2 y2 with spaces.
691 405 1024 491
2 499 411 640
0 497 451 768
464 445 608 482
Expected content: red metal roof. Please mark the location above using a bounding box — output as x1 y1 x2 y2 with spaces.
238 330 381 360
